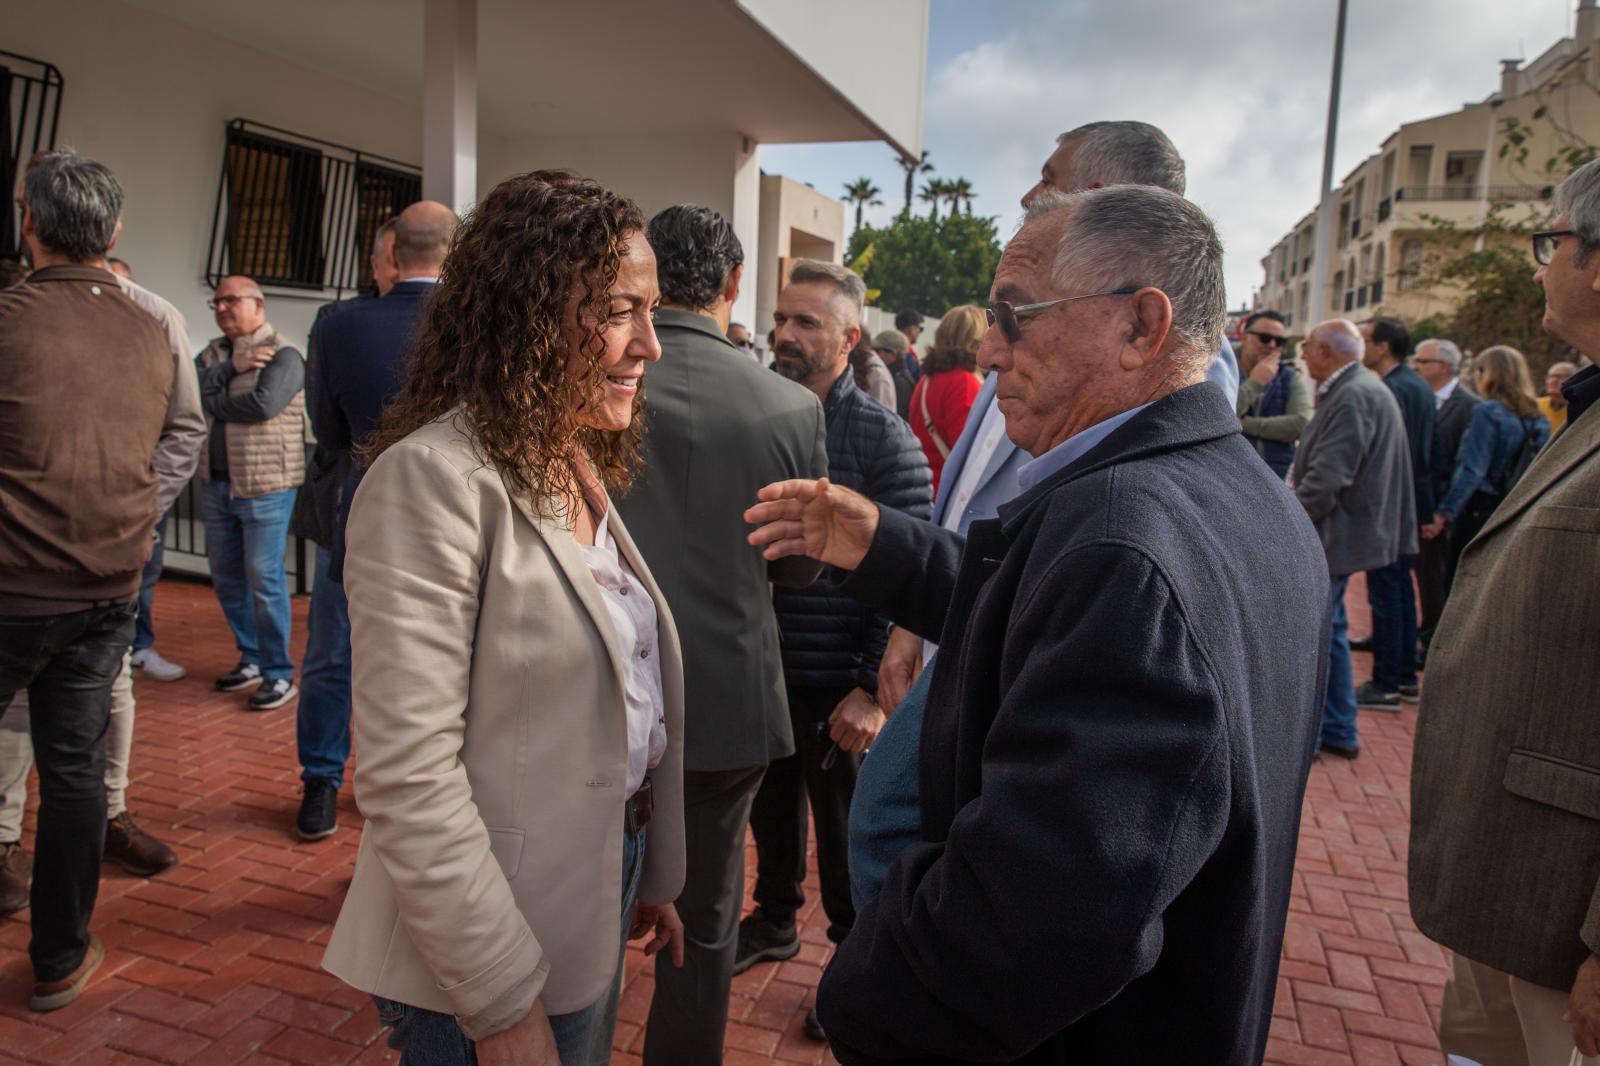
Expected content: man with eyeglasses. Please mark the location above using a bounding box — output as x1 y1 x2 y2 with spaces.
1234 310 1311 478
195 276 305 712
748 184 1327 1063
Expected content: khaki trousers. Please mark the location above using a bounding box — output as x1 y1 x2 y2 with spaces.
1441 954 1598 1066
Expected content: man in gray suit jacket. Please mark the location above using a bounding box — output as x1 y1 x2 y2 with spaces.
1291 319 1416 759
1410 158 1600 1064
616 205 827 1065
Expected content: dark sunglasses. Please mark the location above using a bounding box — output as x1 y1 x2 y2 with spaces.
1532 229 1577 266
1247 330 1287 347
986 286 1137 344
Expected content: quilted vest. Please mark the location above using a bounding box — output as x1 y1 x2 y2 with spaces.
198 322 306 498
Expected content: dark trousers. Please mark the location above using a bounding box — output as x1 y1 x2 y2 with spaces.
1416 533 1452 648
750 684 859 944
643 765 766 1066
1365 555 1419 691
0 602 135 980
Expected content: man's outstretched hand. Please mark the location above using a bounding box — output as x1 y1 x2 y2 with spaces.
745 478 880 572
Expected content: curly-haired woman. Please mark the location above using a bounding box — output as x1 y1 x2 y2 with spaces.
322 171 685 1066
907 305 987 490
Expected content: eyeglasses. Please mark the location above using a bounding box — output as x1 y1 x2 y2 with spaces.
1532 229 1577 266
986 286 1138 344
1247 330 1287 347
1410 357 1448 367
733 338 753 349
207 294 261 310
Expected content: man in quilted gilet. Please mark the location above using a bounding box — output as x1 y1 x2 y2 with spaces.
195 276 305 711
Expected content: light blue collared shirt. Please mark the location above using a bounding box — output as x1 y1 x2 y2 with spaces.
1015 403 1152 494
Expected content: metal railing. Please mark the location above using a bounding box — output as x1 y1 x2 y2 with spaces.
1393 184 1552 203
0 50 64 259
206 119 421 298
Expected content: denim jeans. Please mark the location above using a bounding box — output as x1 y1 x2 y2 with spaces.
0 602 135 980
848 660 931 913
297 548 351 787
1319 575 1359 750
199 481 296 681
1365 555 1418 692
374 822 646 1065
133 513 168 653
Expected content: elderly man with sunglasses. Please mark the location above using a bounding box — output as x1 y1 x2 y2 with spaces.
1235 310 1312 479
747 184 1328 1065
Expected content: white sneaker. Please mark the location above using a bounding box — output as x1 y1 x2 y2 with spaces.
130 648 186 682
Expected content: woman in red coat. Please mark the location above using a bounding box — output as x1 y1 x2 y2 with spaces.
908 304 986 490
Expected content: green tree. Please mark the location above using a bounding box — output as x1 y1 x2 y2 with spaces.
895 149 933 215
846 210 1003 314
947 177 976 215
918 179 948 220
842 177 883 232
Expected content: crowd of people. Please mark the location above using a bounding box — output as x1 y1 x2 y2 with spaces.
0 116 1596 1066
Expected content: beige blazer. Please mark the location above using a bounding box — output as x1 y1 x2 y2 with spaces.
1409 399 1600 991
322 413 685 1040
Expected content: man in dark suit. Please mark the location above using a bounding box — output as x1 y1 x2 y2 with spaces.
299 200 456 840
615 206 827 1065
1409 337 1479 654
747 185 1328 1064
1353 316 1434 710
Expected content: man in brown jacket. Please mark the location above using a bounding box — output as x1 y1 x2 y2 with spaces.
1410 158 1600 1064
0 150 190 1011
195 277 305 711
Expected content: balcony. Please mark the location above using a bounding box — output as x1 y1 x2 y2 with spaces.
1394 184 1552 203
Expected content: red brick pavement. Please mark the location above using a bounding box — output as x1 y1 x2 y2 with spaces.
0 575 1447 1065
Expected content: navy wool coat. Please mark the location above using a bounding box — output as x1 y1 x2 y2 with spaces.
816 383 1331 1065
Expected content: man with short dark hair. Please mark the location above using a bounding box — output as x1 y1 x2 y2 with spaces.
893 308 923 379
1354 315 1434 709
618 204 827 1065
1235 310 1311 477
0 149 201 1011
300 201 456 840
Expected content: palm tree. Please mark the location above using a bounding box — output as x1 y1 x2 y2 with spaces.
842 177 883 232
896 149 933 215
918 179 947 220
947 177 976 215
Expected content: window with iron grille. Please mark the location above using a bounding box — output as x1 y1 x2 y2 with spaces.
0 50 64 260
207 120 421 298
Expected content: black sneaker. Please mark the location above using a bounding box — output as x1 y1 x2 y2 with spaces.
1354 681 1400 711
732 909 800 975
297 779 338 841
0 842 30 914
247 678 298 711
804 1007 826 1042
1398 683 1420 703
215 663 262 691
1348 635 1373 653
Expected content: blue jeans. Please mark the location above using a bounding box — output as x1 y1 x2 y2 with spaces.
374 822 646 1065
297 548 351 786
1319 575 1359 750
1365 555 1418 691
133 513 169 653
199 481 296 681
848 659 931 912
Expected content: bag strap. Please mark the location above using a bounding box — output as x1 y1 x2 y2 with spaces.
919 378 952 460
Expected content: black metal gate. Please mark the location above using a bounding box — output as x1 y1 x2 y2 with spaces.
0 50 64 259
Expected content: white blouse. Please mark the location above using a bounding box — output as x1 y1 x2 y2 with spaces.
578 505 667 797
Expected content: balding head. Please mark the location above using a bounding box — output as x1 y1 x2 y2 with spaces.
392 200 458 278
1303 319 1363 383
213 275 266 338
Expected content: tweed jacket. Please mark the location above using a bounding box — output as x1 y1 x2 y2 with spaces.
322 413 686 1039
1291 364 1417 576
1409 394 1600 991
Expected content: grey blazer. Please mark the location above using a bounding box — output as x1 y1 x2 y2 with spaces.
1409 399 1600 991
1291 364 1418 576
616 309 828 772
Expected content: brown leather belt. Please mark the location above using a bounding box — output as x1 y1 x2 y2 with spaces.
625 777 653 834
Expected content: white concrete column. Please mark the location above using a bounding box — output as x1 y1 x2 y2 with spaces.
423 0 477 216
730 134 761 333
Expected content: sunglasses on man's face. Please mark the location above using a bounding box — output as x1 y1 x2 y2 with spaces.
1247 330 1287 347
986 286 1138 344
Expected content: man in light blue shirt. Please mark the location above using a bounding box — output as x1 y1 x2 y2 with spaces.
849 120 1239 909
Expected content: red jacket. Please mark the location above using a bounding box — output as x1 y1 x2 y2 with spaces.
910 370 982 490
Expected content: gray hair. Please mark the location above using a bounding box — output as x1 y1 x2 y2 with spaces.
1313 319 1363 360
371 217 398 258
787 259 866 321
22 150 124 262
1554 158 1600 265
1058 121 1186 195
1417 337 1462 372
1024 185 1224 363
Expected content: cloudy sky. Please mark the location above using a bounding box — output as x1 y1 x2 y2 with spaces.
760 0 1575 309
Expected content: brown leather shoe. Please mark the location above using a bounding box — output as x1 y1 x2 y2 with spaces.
104 812 178 877
0 842 30 914
31 933 104 1012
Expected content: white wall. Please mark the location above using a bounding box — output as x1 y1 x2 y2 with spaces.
5 0 421 351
